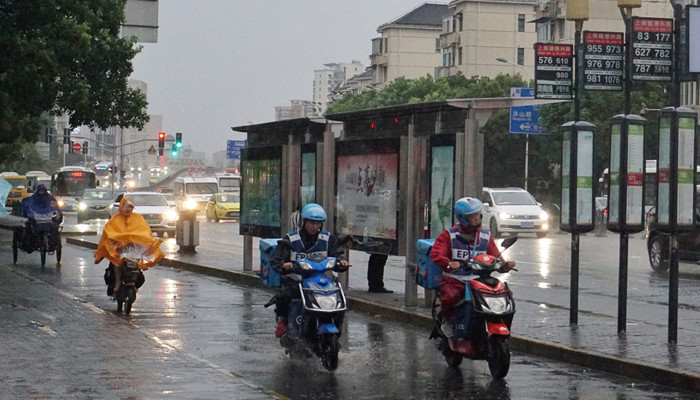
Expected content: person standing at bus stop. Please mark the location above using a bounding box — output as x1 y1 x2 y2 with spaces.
368 253 393 293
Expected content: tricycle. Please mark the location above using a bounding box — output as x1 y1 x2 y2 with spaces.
12 206 62 267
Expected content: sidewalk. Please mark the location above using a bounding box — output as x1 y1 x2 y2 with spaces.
67 235 700 392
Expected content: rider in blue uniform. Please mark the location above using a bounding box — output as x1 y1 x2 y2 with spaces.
270 203 349 337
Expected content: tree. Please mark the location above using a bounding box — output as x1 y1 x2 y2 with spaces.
0 0 149 156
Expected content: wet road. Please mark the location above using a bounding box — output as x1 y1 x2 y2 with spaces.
3 231 698 399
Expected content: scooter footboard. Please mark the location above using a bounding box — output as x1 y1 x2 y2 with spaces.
486 321 510 336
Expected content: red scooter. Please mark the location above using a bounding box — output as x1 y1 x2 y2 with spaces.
431 236 517 379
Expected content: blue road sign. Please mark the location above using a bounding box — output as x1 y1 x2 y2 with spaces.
509 87 546 135
227 140 245 159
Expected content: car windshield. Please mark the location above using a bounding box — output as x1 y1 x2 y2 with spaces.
83 191 111 200
186 182 218 195
162 194 174 201
128 194 167 207
5 177 27 188
492 191 537 206
217 193 239 203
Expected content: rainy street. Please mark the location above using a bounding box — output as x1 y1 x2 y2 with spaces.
3 219 700 399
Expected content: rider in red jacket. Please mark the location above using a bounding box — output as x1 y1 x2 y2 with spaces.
430 197 516 336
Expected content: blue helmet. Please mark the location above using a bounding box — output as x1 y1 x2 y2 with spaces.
454 197 482 226
301 203 327 222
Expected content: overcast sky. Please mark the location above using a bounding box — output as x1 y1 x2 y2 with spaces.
130 1 427 156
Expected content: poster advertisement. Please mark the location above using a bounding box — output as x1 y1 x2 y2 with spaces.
301 152 316 206
626 124 644 224
609 124 621 223
576 130 593 224
430 146 454 237
561 131 571 225
658 117 671 224
677 117 695 224
336 153 398 239
241 159 281 227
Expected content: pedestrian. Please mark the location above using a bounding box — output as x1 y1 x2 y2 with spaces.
430 197 515 336
367 253 393 293
269 203 349 337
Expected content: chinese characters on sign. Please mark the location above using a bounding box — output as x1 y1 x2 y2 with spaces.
583 31 624 91
631 17 673 81
535 43 573 99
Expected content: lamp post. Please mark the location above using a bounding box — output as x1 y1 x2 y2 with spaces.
497 57 532 190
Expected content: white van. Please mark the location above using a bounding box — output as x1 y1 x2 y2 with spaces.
173 176 219 211
215 174 241 193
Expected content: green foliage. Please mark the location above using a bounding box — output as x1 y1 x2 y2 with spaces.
0 140 62 174
0 0 149 153
327 73 527 114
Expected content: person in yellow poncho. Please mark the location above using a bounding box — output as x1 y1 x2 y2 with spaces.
94 196 165 293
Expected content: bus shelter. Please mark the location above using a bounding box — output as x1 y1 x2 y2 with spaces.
234 97 561 307
231 118 341 272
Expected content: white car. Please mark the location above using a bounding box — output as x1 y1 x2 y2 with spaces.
481 187 549 238
110 192 178 237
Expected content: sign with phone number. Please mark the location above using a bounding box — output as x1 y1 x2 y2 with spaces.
583 31 623 91
632 17 673 81
535 43 573 99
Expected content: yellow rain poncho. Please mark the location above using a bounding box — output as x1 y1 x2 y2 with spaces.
94 196 165 269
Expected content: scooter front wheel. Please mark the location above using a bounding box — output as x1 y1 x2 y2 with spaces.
487 336 511 379
124 286 136 315
321 334 339 372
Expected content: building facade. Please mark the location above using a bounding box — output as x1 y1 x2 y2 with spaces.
437 0 538 80
313 61 364 115
274 100 315 121
369 3 449 87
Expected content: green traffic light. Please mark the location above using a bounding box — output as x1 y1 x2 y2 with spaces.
172 150 178 157
176 141 182 148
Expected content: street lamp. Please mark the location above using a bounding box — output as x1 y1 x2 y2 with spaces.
496 57 530 87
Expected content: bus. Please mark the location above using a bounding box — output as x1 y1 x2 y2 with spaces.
173 176 218 211
216 173 241 193
51 166 98 211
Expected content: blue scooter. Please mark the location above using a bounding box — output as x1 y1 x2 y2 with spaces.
271 256 348 371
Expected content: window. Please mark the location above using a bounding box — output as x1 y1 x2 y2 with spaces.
458 47 463 65
518 14 525 32
457 13 463 31
558 20 566 39
384 38 388 52
517 48 524 66
537 22 552 42
435 38 440 53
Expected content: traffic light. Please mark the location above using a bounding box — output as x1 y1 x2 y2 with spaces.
82 141 88 154
63 128 71 145
171 143 178 157
68 140 74 153
175 132 182 148
158 132 165 156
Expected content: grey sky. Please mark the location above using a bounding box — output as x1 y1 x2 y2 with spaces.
131 1 427 156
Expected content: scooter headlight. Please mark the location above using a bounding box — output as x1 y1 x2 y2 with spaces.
57 199 65 208
184 199 198 210
315 294 338 310
484 296 508 313
297 261 313 270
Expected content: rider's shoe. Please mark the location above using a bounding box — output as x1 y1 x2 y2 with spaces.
441 320 454 338
275 318 288 337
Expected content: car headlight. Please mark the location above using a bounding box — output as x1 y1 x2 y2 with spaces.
297 261 313 270
217 205 226 210
499 211 511 220
484 296 508 313
539 211 549 220
57 200 65 208
78 202 87 211
184 199 198 210
163 210 178 221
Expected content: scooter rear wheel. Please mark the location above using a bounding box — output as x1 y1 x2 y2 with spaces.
40 232 48 267
12 231 18 264
124 287 136 315
487 336 511 379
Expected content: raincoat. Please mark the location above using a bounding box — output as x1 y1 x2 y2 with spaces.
0 177 11 215
94 196 165 270
22 184 62 223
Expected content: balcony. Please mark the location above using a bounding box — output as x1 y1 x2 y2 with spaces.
439 31 460 48
370 53 388 67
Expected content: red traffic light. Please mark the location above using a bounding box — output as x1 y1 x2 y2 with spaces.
158 132 165 139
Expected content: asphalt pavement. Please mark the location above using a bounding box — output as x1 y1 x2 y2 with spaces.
64 232 700 394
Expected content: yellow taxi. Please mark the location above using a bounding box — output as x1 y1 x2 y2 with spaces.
2 174 30 208
205 192 240 223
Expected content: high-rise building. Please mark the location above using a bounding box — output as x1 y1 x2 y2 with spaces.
313 61 364 115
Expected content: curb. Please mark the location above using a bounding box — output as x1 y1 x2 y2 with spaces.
66 237 700 392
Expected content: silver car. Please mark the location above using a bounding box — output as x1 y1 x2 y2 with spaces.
111 192 178 237
481 187 549 238
77 189 114 223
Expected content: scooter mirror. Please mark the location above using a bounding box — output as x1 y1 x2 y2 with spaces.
500 237 517 249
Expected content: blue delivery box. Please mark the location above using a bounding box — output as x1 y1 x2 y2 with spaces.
259 238 282 287
416 238 442 289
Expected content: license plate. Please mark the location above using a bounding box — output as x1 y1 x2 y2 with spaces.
521 221 534 228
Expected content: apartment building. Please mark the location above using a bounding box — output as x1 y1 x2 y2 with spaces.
313 61 364 115
437 0 538 80
369 3 449 87
274 100 315 121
